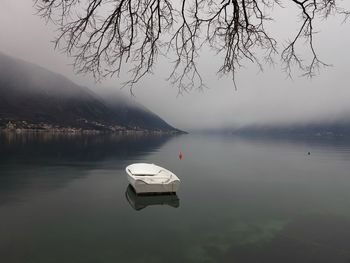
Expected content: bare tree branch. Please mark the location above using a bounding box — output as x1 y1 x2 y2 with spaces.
34 0 349 92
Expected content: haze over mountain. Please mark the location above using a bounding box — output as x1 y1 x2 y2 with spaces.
230 122 350 138
2 0 350 131
0 52 181 133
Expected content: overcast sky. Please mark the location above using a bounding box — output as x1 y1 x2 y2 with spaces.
1 0 350 131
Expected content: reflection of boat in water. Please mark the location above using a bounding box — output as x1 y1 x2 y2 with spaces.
125 185 180 211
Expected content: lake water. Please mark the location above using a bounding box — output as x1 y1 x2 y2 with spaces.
1 133 350 263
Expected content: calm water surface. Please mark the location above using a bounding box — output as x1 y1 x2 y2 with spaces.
1 133 350 263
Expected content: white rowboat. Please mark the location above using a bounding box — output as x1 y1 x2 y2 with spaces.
126 163 180 194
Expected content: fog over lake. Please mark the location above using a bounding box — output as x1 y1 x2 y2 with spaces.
1 1 350 262
1 1 350 130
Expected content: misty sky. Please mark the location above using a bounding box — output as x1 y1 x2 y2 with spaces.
1 0 350 131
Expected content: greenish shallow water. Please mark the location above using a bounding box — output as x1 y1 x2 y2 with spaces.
1 133 350 263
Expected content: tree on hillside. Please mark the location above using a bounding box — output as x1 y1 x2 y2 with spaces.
35 0 349 92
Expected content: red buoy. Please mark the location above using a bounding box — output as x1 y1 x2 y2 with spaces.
178 151 183 160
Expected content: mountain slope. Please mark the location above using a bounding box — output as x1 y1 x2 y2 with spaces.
0 52 181 133
99 89 179 131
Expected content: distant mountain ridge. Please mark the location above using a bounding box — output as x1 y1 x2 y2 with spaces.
0 52 182 133
231 122 350 138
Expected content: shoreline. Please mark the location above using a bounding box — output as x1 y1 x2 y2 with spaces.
0 128 185 136
0 120 186 135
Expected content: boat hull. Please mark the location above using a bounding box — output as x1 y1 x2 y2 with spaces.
127 173 180 194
